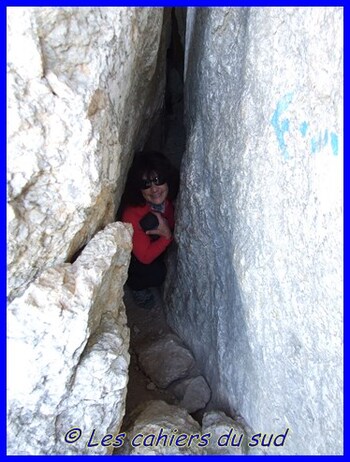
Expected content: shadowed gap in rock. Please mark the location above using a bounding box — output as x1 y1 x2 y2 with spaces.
115 6 214 433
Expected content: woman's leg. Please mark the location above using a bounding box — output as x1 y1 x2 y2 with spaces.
127 254 166 290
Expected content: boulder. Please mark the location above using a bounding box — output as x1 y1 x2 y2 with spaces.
117 400 205 455
202 410 247 455
137 333 197 388
7 222 132 455
170 376 211 413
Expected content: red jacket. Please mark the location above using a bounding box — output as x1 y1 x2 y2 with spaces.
122 200 175 264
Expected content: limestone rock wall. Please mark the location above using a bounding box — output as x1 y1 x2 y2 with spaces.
165 7 343 455
8 222 132 454
118 400 203 455
7 7 167 302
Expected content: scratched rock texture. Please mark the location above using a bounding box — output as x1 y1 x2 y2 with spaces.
7 7 167 302
7 223 132 455
165 7 343 455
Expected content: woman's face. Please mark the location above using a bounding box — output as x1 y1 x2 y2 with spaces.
141 171 169 205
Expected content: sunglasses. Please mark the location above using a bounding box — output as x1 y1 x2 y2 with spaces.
140 175 166 190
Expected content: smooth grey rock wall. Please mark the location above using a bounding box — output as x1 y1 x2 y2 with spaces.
7 7 167 301
165 7 343 455
7 222 132 455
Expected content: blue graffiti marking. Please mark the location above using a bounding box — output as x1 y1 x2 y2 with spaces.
272 93 339 160
299 121 309 137
330 132 339 156
271 92 294 159
310 137 317 154
323 129 328 146
311 132 323 154
311 129 336 155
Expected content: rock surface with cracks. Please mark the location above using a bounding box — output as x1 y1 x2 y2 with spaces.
7 222 132 455
170 376 211 414
7 7 167 302
123 287 211 416
137 333 198 388
202 410 247 455
115 399 249 455
116 400 204 455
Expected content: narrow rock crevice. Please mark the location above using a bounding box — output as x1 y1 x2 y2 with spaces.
143 7 186 169
118 3 202 432
116 11 250 454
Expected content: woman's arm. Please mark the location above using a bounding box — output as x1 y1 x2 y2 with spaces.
122 207 173 264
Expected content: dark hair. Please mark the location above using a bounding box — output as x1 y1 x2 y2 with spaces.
120 151 179 209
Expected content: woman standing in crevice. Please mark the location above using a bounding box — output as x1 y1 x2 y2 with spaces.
119 151 179 309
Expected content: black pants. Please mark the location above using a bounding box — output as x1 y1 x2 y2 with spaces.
127 254 167 290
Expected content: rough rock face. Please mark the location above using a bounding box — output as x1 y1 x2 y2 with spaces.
7 7 167 301
7 222 132 455
170 376 211 413
202 410 247 455
137 333 197 388
165 7 343 455
117 400 204 455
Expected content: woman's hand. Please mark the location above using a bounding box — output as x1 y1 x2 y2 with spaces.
146 212 172 240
